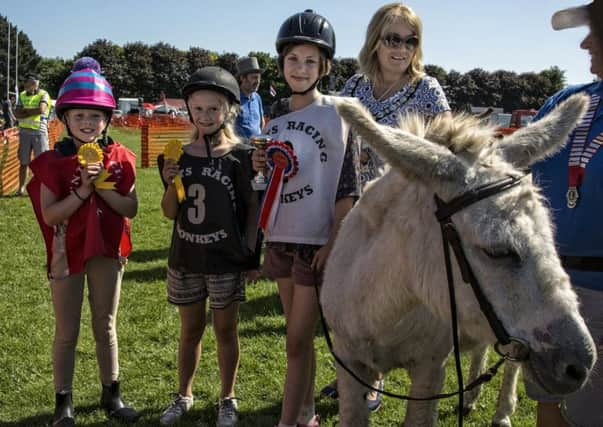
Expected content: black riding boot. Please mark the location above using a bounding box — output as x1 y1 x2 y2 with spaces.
53 391 75 427
100 381 140 423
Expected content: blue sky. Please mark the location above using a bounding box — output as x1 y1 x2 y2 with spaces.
2 0 596 85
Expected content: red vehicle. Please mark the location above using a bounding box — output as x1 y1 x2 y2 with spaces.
497 109 538 135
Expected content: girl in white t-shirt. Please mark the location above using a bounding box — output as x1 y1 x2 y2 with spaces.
252 9 360 427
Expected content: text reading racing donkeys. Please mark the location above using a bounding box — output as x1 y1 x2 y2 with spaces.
267 121 329 162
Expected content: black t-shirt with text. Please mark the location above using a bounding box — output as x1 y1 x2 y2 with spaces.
158 145 259 274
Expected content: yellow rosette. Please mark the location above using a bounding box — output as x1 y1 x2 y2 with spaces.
77 143 115 190
77 143 103 166
163 139 185 203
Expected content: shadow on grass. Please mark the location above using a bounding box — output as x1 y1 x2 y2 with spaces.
125 266 167 283
239 290 282 320
0 404 157 426
238 284 330 339
238 322 287 338
128 247 169 263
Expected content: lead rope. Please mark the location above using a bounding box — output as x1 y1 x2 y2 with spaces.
314 281 506 402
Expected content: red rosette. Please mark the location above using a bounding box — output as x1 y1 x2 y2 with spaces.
258 140 298 231
266 140 298 179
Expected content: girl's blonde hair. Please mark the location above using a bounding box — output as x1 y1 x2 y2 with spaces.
190 93 241 144
358 3 425 84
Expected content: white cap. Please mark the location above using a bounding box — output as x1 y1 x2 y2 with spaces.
551 4 591 30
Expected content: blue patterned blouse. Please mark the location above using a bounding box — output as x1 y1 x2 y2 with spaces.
341 74 450 185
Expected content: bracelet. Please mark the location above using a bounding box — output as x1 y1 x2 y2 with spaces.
73 188 88 201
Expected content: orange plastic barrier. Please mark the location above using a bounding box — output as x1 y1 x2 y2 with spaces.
0 122 65 196
47 119 65 149
140 123 192 168
0 128 20 196
112 113 190 129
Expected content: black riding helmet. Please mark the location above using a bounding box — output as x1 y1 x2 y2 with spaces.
182 66 240 157
276 10 336 95
182 66 241 107
276 9 336 59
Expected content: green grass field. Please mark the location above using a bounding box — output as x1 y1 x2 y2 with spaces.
0 127 536 426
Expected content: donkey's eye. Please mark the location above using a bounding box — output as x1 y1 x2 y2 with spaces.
482 247 521 264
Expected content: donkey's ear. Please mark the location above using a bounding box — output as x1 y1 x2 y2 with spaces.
497 93 589 169
336 98 466 184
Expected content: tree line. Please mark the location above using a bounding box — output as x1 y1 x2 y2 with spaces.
1 15 565 113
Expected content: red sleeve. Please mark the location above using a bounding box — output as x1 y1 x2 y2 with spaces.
29 151 70 197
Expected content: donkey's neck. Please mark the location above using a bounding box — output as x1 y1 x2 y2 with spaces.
357 170 487 341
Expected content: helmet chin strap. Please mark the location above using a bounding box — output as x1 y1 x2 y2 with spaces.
290 78 321 96
203 123 225 160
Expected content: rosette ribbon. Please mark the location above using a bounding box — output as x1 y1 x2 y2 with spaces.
258 140 299 232
77 143 115 190
163 140 186 203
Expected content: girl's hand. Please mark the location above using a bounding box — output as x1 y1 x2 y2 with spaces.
162 159 179 184
251 148 267 173
80 162 101 194
311 243 333 272
245 269 262 283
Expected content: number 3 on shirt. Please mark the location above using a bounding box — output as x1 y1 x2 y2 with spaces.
187 183 206 224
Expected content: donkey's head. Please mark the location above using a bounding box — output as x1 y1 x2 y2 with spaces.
337 95 596 395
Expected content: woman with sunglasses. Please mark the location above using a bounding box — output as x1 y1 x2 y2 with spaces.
341 2 450 186
319 2 451 411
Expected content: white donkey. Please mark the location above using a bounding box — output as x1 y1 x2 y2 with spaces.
320 94 596 427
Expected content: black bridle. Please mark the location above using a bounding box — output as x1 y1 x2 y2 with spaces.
316 174 531 427
434 174 530 426
434 174 531 359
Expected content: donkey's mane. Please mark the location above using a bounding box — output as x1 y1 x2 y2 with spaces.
399 112 498 156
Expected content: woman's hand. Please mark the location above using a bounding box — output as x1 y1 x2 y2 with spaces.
162 159 179 184
311 243 333 272
251 148 267 173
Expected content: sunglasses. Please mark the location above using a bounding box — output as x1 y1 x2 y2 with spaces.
381 33 419 50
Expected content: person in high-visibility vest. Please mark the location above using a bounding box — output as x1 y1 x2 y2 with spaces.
14 74 50 195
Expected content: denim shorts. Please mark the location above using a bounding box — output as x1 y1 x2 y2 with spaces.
18 128 48 165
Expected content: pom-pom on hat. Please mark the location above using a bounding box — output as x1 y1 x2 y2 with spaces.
71 56 101 74
55 61 116 119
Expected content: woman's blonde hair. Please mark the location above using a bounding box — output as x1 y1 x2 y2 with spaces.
190 93 241 145
358 3 425 84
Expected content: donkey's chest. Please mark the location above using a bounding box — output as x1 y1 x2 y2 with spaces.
354 304 453 371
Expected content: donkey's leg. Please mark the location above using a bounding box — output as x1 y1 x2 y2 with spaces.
462 344 489 416
336 357 374 427
404 361 446 427
491 362 519 427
